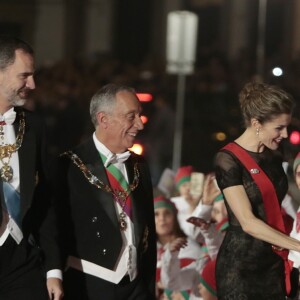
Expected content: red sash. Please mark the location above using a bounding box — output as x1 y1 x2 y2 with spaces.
99 152 133 220
223 142 292 295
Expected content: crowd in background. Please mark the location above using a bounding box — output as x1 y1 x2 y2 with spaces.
154 165 225 299
27 50 300 177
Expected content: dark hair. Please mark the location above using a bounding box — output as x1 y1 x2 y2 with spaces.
239 81 295 127
154 198 186 240
89 83 136 127
0 35 34 70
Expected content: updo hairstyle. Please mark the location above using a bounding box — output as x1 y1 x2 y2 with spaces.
239 81 295 127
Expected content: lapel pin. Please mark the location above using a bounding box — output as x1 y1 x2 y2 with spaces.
250 168 260 174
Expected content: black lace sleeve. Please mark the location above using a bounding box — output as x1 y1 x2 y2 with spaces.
214 150 243 191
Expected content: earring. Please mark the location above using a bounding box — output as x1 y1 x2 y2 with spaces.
256 128 260 136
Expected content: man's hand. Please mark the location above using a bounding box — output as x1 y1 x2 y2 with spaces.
47 278 64 300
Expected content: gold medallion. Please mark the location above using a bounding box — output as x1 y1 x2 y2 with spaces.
0 164 13 182
0 111 25 183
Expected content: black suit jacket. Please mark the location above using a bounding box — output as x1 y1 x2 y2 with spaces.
56 137 156 297
0 107 62 272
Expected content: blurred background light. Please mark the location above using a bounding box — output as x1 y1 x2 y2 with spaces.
289 131 300 145
272 67 283 77
129 143 144 155
136 93 153 102
213 131 227 142
140 115 148 124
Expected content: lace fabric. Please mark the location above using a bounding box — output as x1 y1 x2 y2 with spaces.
214 146 288 300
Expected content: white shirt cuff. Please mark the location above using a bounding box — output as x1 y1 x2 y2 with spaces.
47 269 63 280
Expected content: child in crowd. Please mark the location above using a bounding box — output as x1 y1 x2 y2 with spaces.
155 196 204 299
171 166 200 237
187 173 227 249
170 166 228 239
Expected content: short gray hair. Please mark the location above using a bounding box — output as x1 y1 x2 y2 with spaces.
90 83 136 127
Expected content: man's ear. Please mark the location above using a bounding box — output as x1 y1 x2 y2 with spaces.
96 111 108 129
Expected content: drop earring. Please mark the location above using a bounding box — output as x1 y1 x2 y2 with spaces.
256 128 260 136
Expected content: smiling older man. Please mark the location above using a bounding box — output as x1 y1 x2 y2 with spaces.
56 84 156 300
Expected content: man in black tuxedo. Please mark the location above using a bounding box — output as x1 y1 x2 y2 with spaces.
57 84 156 300
0 36 63 299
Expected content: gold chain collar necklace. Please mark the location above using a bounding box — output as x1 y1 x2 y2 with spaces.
0 111 25 182
61 151 140 231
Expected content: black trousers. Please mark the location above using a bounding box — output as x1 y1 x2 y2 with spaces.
63 268 153 300
0 235 48 300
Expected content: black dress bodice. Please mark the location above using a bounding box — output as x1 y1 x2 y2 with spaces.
214 145 288 300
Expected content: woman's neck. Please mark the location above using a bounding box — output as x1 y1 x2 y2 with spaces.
235 128 264 153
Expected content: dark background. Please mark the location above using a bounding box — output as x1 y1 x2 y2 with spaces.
1 0 300 187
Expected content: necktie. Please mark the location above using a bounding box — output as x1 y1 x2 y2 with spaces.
0 109 16 125
104 151 131 167
3 182 21 228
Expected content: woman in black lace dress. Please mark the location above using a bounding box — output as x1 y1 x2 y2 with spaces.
214 81 300 300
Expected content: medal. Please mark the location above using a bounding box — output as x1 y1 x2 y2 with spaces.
115 193 129 231
0 111 25 183
0 164 13 182
119 212 127 231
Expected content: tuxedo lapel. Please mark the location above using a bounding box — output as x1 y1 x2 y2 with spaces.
75 138 119 231
126 156 144 246
15 111 35 217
